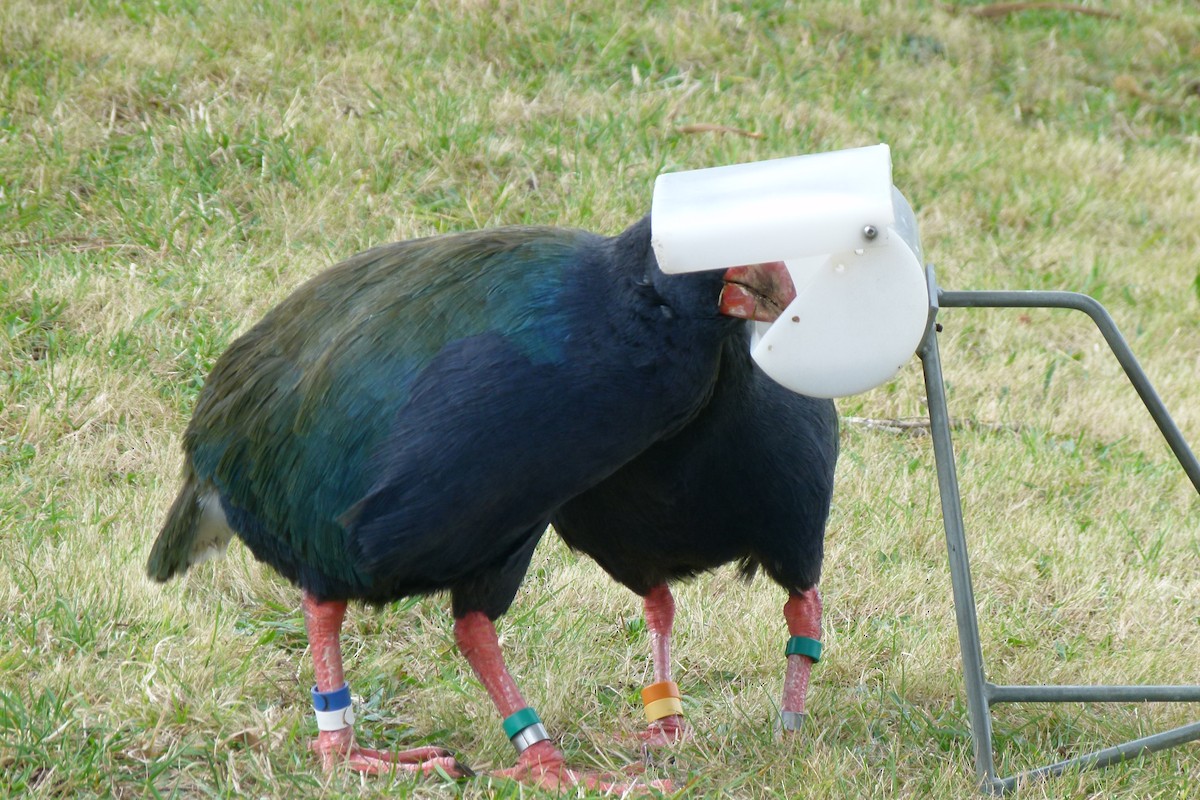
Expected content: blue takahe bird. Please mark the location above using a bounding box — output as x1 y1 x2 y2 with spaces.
147 216 797 789
552 329 837 747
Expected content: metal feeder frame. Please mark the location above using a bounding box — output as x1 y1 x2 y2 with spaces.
918 265 1200 793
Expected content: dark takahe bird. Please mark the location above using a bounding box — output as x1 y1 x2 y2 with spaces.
552 329 837 747
146 216 798 789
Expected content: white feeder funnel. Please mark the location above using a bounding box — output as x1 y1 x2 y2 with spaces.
651 144 929 398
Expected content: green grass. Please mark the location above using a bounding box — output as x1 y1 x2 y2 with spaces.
2 0 1199 797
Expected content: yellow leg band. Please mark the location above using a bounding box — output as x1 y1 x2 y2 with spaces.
644 696 684 723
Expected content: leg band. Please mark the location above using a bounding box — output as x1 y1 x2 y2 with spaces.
786 635 822 662
779 710 806 731
502 707 551 754
311 683 355 731
641 681 683 722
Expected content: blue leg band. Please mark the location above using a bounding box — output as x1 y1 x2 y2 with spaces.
311 683 355 731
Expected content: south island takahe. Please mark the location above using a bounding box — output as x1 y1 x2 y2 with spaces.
552 329 837 746
146 216 799 789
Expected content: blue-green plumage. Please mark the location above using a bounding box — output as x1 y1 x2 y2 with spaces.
149 218 747 619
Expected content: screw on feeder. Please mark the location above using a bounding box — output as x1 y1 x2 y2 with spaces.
862 224 879 240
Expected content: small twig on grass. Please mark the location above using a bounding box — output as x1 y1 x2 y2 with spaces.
942 3 1122 20
844 415 1022 436
675 123 766 139
0 236 147 254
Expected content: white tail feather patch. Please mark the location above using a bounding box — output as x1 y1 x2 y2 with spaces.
190 490 234 566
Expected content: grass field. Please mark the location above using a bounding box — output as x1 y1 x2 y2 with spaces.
2 0 1199 797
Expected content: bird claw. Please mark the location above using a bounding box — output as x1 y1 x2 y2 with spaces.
311 729 472 778
636 714 690 751
495 741 671 794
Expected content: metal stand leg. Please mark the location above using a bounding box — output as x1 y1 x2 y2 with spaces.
915 267 1200 794
918 316 1000 791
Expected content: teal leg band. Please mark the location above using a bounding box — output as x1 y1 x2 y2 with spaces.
502 707 541 738
502 707 550 754
786 635 822 662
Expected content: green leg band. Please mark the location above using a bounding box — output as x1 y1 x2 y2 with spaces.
786 635 822 662
502 707 550 754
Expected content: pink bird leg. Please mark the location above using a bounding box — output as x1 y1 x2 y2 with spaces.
302 592 469 777
637 584 689 748
781 587 822 732
454 611 669 792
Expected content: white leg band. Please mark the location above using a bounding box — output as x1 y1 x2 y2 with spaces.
314 705 356 731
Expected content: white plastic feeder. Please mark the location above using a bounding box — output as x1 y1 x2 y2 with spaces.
651 144 929 398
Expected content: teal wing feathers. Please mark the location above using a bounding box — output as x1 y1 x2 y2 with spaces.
183 228 581 593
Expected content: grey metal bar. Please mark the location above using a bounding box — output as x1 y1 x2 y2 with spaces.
917 293 998 790
937 288 1200 494
917 275 1200 794
990 720 1200 794
989 684 1200 705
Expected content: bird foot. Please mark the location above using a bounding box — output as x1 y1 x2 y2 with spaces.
311 728 471 777
636 714 690 750
495 740 670 793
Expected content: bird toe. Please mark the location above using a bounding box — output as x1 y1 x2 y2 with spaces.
636 714 690 751
311 731 469 778
494 743 669 794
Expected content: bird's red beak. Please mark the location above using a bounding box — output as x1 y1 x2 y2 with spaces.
720 261 796 322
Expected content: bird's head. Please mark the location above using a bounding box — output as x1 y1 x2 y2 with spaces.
621 216 796 325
